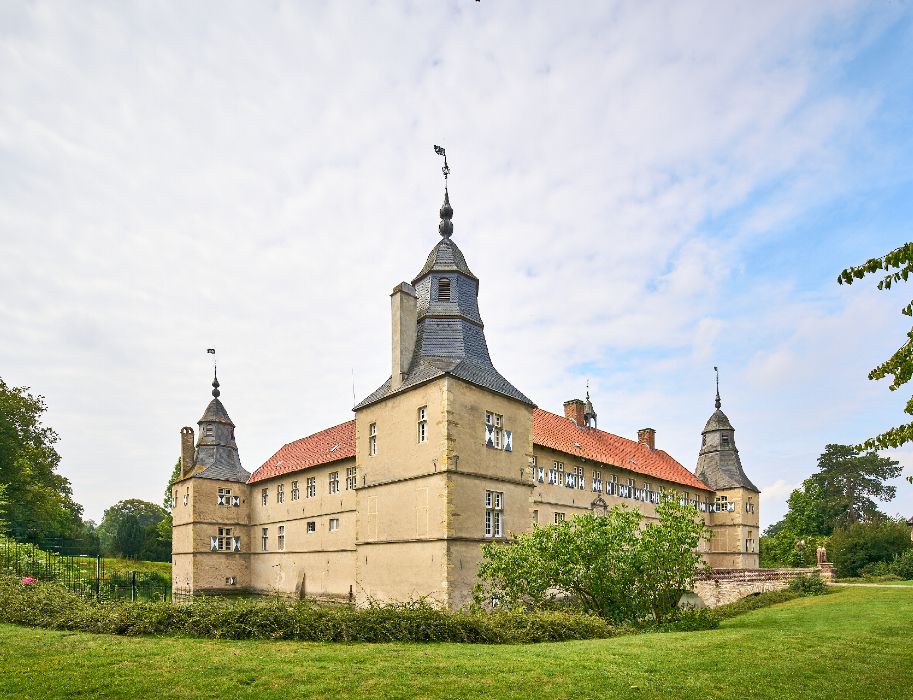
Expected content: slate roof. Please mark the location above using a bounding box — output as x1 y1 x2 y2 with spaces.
248 420 356 484
413 237 478 284
533 409 713 491
695 408 759 492
192 397 250 483
354 222 533 410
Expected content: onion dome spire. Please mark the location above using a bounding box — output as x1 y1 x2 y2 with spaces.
714 366 721 409
434 144 453 239
212 367 221 398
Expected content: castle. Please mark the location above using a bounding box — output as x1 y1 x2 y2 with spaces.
171 182 760 608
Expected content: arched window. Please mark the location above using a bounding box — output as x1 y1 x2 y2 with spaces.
437 278 451 301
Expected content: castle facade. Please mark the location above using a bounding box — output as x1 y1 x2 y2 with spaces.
171 187 760 607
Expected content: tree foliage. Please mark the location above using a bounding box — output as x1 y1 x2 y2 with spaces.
0 377 83 542
829 519 912 578
760 444 901 567
839 243 913 458
98 499 170 561
474 499 710 623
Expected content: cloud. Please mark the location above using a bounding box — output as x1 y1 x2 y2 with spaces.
1 2 911 524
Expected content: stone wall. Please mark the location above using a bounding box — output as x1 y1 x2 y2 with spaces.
687 567 830 608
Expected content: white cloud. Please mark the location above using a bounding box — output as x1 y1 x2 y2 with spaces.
1 2 911 524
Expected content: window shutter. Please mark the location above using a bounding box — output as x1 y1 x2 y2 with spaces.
232 537 241 552
232 496 240 507
485 424 494 447
504 430 512 452
210 536 217 551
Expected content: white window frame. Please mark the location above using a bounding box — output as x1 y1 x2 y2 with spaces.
217 487 232 506
554 512 565 524
306 521 316 533
291 480 300 501
485 490 504 538
261 488 268 506
346 466 357 490
329 518 339 532
418 406 427 443
278 525 285 551
217 527 234 552
306 476 316 498
277 483 284 504
329 471 339 494
369 422 377 456
261 527 268 551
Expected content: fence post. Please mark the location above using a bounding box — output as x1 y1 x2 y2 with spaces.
131 571 136 602
95 555 101 601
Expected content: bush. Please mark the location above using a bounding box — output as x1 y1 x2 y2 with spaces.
830 520 911 578
891 549 913 580
787 573 828 595
648 607 719 633
859 561 893 578
0 575 615 644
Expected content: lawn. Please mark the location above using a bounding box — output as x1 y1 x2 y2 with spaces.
0 586 910 700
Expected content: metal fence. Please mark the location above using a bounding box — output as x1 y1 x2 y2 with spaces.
1 537 172 602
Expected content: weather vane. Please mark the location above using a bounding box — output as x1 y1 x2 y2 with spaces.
434 145 450 183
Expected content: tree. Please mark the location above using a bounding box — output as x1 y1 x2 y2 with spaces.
829 520 912 578
839 243 913 463
474 499 710 623
97 499 168 560
807 444 901 528
0 377 83 542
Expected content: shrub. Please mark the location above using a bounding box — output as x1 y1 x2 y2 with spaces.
859 560 893 578
788 573 828 595
648 607 719 633
0 575 615 644
830 520 911 578
891 549 913 580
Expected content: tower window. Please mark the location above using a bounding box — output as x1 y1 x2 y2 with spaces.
721 433 730 447
369 423 377 456
418 406 427 443
438 278 451 301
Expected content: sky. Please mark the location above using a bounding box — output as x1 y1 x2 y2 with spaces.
2 1 913 528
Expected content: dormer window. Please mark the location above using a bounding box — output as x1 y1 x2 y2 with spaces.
721 433 730 447
437 278 451 301
204 426 214 438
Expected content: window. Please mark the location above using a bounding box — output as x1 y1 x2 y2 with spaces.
369 422 377 456
554 512 565 524
702 434 706 447
606 474 617 496
346 466 357 490
217 487 232 506
329 471 339 494
485 411 509 450
534 458 544 484
592 470 602 493
204 425 214 438
574 466 585 490
548 462 560 485
277 483 285 504
306 521 316 533
681 491 690 507
261 488 268 506
721 433 730 447
485 490 504 537
418 406 427 443
532 509 539 526
215 527 234 551
329 518 339 532
627 478 636 499
746 499 755 514
291 480 300 501
184 487 189 506
438 278 451 301
278 525 285 551
261 527 269 551
306 476 316 498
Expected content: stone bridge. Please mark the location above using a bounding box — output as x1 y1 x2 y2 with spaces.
684 566 833 608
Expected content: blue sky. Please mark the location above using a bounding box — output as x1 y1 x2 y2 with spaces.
1 1 912 528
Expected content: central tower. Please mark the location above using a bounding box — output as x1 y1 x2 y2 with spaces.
353 152 535 607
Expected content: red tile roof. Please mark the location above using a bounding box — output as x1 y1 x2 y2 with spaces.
248 420 356 484
247 412 711 492
532 409 712 492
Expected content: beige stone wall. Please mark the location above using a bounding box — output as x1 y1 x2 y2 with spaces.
356 541 448 605
171 476 251 593
706 487 760 569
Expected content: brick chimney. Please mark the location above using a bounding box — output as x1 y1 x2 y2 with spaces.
637 428 656 452
180 426 195 476
390 282 417 391
564 399 586 425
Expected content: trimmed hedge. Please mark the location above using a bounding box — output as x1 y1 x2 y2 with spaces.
0 575 615 643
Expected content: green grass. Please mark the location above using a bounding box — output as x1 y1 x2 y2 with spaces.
835 578 913 586
0 587 911 699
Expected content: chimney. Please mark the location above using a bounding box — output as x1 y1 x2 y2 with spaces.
563 399 586 425
390 282 418 391
180 426 195 476
637 428 656 452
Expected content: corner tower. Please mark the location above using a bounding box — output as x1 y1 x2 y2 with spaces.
353 151 535 608
695 369 760 568
172 370 252 595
